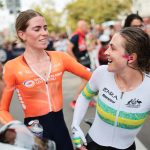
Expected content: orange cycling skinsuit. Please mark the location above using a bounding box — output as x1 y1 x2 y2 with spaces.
0 51 91 124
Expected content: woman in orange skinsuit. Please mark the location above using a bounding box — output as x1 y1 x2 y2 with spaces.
0 10 91 150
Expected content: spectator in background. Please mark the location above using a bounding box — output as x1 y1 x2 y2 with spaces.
123 13 144 29
67 20 90 68
143 17 150 36
86 32 98 70
98 34 110 65
0 63 4 99
67 20 94 109
94 24 103 39
45 32 56 51
1 41 14 64
53 32 68 52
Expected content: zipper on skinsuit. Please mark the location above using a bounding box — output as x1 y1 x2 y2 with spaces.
111 92 124 146
45 80 52 111
24 58 52 111
114 92 124 126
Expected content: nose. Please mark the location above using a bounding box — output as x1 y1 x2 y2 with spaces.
104 46 110 55
41 28 49 36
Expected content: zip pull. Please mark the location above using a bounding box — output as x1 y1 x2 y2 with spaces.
120 92 124 99
46 81 48 84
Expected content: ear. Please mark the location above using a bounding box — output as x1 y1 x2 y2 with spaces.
17 31 26 42
128 53 137 63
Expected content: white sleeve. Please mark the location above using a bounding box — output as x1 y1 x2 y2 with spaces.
71 66 106 147
72 67 101 126
71 68 100 147
72 94 89 127
71 93 89 147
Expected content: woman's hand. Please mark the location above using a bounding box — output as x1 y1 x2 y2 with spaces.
76 145 88 150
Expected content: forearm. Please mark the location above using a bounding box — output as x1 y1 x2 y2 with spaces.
0 110 14 124
72 94 89 148
72 94 89 127
0 89 14 124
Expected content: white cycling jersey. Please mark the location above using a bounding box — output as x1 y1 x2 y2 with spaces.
72 65 150 149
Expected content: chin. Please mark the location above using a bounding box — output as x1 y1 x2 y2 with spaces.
39 45 48 50
107 66 114 72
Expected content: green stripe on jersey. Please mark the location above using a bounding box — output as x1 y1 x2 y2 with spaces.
82 83 97 100
96 98 148 129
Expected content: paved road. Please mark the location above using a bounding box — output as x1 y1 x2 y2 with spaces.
6 72 150 149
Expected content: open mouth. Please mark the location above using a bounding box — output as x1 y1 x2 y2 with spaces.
39 39 48 43
108 58 112 64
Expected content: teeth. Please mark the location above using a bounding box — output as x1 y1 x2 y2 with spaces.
108 59 112 63
40 39 47 42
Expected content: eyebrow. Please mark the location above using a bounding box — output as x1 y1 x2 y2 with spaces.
109 43 114 47
32 25 47 29
109 43 116 49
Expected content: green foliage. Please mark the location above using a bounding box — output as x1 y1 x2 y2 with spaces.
0 0 3 8
65 0 132 30
34 3 63 33
33 0 132 33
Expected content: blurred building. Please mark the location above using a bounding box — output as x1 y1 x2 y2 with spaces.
6 0 20 14
132 0 150 17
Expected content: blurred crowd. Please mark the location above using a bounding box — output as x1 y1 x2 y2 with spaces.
0 11 150 150
0 14 150 69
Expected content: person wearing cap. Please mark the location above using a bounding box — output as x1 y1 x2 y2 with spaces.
98 34 110 65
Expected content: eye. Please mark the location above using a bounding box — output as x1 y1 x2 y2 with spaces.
43 25 48 31
44 26 48 31
108 44 115 50
34 27 40 32
111 45 116 51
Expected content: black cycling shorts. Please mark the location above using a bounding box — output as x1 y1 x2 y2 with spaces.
86 134 136 150
24 110 74 150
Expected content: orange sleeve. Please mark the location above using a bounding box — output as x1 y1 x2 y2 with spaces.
60 52 92 80
0 62 16 124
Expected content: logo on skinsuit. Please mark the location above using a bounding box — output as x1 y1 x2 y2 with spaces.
23 80 35 88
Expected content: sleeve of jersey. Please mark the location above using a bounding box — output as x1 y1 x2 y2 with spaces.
61 52 92 80
0 62 16 124
72 70 98 126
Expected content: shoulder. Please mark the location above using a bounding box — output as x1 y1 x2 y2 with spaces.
47 51 67 57
71 34 79 39
94 65 108 74
70 34 79 43
3 56 24 76
4 55 22 67
144 73 150 84
47 51 72 62
92 65 112 80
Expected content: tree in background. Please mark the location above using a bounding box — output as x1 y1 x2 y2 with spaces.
32 0 132 33
64 0 132 30
35 6 63 33
0 0 3 8
33 0 65 33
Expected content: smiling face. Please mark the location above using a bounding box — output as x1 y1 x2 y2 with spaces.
105 33 130 73
18 16 49 50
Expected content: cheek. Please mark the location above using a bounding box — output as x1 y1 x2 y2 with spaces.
26 32 38 41
115 55 127 65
